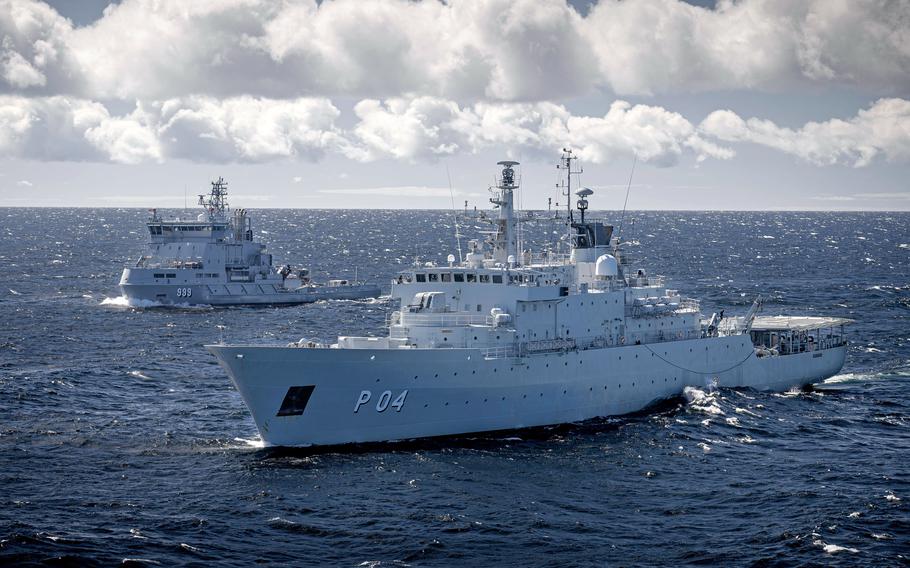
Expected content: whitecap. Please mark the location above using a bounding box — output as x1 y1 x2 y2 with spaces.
734 407 761 417
179 543 201 552
683 386 725 416
884 492 900 502
816 541 858 554
129 370 152 380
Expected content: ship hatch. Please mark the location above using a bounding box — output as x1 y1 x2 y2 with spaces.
276 385 315 417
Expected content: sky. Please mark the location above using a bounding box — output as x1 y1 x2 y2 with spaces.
0 0 908 210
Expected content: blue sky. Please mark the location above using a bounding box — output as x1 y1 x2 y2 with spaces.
1 0 908 210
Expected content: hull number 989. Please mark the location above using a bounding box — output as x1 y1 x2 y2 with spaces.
354 390 408 413
176 287 193 298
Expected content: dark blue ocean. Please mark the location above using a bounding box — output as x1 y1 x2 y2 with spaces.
1 208 908 566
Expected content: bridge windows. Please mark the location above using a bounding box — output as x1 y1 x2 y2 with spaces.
441 273 452 282
492 275 503 284
479 274 490 283
415 273 426 283
467 273 477 283
453 273 464 282
428 273 438 282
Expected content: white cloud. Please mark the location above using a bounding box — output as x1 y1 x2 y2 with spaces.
15 178 31 186
351 97 732 166
700 98 910 167
157 96 346 162
1 94 907 168
1 0 907 100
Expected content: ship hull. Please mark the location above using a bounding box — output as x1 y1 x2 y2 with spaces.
206 336 846 447
119 280 381 306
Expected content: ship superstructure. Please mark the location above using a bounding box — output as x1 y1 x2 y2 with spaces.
207 156 850 447
118 177 380 305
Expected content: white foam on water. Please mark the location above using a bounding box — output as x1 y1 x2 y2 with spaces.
233 436 265 449
823 372 878 384
683 386 725 416
725 417 741 427
848 511 861 518
180 543 201 552
814 540 859 554
697 442 711 452
8 289 21 295
101 295 163 308
884 492 901 502
129 370 152 380
734 407 761 417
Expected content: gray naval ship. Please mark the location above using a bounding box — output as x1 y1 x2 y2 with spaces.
118 177 380 306
208 154 851 447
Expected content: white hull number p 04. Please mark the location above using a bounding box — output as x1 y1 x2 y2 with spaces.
354 390 408 413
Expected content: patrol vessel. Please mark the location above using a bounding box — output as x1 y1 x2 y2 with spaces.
118 177 381 306
207 154 850 447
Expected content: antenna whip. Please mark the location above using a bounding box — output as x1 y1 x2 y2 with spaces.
617 154 637 239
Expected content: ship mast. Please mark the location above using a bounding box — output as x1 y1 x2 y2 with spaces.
199 177 229 221
490 161 519 265
556 148 582 223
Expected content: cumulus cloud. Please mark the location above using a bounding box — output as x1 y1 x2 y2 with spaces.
2 94 908 167
351 97 732 165
156 96 346 162
0 94 346 163
1 0 907 100
700 98 910 167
